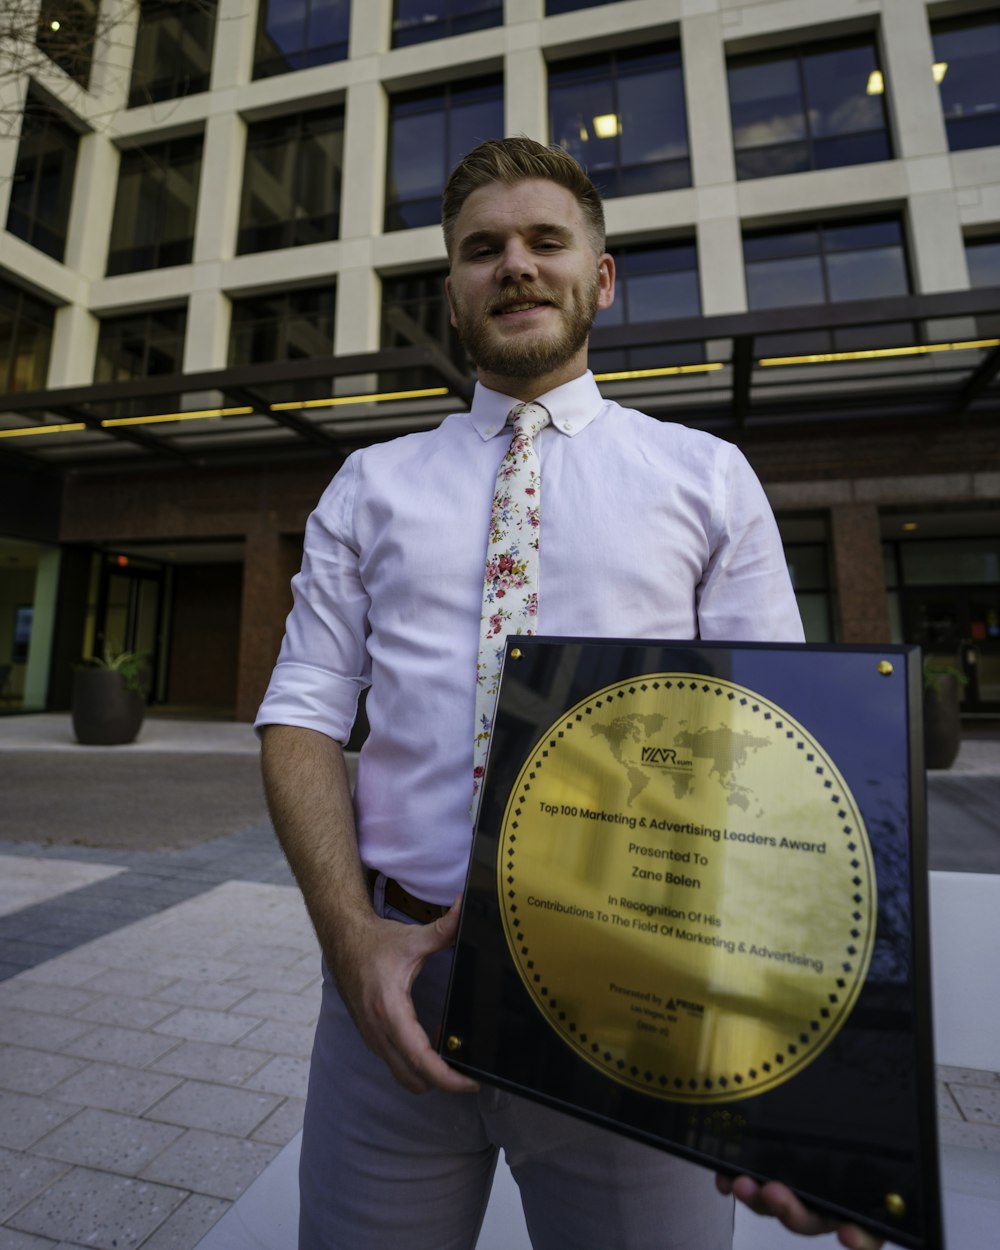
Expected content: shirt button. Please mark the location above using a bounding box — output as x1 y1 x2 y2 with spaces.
486 425 494 434
562 422 573 432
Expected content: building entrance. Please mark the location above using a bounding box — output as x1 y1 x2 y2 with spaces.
93 557 166 701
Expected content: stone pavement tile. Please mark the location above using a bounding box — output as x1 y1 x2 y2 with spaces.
0 1228 59 1248
0 1146 69 1222
222 964 317 995
0 1048 87 1096
242 1056 310 1100
133 955 247 984
937 1082 961 1120
236 1019 316 1059
250 1097 305 1146
1 986 97 1018
136 1193 230 1250
147 1041 268 1085
7 1166 187 1250
0 1093 77 1151
228 990 319 1026
216 942 310 969
152 1009 261 1046
937 1064 1000 1086
0 857 125 919
72 994 179 1030
151 980 253 1012
82 969 178 999
11 957 106 988
937 1116 1000 1151
49 1063 182 1116
61 1025 180 1068
144 1081 280 1137
30 1108 184 1175
0 1012 92 1054
138 1130 277 1201
951 1081 1000 1125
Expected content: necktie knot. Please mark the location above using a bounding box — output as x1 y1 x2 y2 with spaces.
508 401 550 443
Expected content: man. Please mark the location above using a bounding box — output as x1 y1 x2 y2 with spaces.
258 137 879 1250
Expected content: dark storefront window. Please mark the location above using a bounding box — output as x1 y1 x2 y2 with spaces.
6 96 79 262
229 287 336 364
392 0 502 48
106 137 203 275
254 0 351 79
728 37 891 181
591 240 702 373
385 78 503 232
381 268 468 386
745 217 912 356
549 47 690 198
238 108 344 254
0 282 55 394
129 0 217 107
94 308 187 382
36 0 97 88
932 14 1000 153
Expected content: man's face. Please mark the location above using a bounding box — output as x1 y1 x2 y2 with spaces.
445 179 614 397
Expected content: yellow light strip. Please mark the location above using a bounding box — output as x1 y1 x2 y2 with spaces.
0 422 87 439
271 386 449 412
759 338 1000 367
101 405 253 427
594 362 724 382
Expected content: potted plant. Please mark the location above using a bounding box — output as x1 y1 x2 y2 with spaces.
922 659 967 770
72 649 148 745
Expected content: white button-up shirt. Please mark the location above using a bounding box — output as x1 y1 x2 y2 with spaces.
256 372 804 902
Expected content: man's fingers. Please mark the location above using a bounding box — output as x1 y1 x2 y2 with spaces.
718 1175 883 1249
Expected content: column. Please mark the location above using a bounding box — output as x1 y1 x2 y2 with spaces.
505 45 546 140
193 111 246 265
682 12 736 188
235 522 301 722
340 77 388 241
697 218 747 315
212 0 257 90
63 131 120 280
830 504 891 644
48 303 100 387
880 0 947 160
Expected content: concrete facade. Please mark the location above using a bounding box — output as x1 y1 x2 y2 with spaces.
1 0 999 717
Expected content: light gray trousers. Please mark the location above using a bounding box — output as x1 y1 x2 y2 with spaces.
298 885 735 1250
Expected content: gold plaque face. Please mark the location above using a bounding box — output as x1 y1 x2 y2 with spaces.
498 674 877 1103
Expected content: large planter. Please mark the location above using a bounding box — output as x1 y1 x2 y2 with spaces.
922 672 961 770
72 667 145 745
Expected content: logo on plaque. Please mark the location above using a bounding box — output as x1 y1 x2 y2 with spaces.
498 674 876 1103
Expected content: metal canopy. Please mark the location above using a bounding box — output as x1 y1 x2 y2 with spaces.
1 289 998 475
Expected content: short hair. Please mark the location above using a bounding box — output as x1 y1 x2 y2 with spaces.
442 136 606 258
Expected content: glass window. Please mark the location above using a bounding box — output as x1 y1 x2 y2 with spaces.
237 108 345 254
900 540 1000 588
393 0 502 48
546 1 624 13
728 37 891 181
966 236 1000 288
106 137 203 275
385 78 503 232
745 217 912 356
932 14 1000 152
381 269 469 386
591 240 702 373
550 48 690 199
6 95 79 262
229 287 336 364
254 0 351 79
0 281 56 394
129 0 217 107
94 308 187 382
36 0 97 88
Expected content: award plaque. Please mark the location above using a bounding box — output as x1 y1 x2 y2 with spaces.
441 639 942 1250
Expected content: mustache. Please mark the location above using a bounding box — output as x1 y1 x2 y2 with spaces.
486 285 560 315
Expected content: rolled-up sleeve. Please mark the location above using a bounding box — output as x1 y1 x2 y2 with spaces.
695 443 805 644
255 456 371 742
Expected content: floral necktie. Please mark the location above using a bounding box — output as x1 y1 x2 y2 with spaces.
471 401 551 817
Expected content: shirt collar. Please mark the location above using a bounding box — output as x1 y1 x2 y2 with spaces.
468 371 606 441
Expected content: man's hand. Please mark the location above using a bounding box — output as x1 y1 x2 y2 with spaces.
716 1175 884 1250
330 896 480 1096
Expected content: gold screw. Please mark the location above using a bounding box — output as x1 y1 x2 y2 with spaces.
510 648 523 660
877 661 893 676
446 1035 462 1052
884 1193 906 1218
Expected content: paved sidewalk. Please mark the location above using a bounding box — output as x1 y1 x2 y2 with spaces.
0 714 997 1249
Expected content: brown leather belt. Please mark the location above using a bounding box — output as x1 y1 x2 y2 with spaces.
367 869 450 924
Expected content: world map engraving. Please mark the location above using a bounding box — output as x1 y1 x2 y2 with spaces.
590 713 772 811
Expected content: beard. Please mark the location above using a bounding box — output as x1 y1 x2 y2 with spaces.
452 275 601 380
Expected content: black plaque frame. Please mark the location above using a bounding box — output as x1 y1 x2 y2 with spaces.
441 638 943 1250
